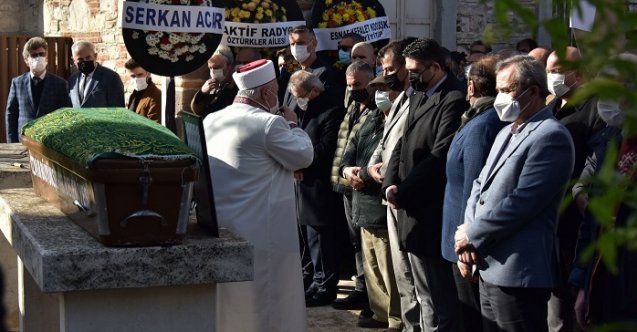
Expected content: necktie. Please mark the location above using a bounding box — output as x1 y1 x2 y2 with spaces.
79 74 88 103
32 77 41 87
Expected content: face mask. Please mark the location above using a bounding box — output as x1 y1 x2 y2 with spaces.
338 49 351 64
376 66 384 77
131 77 148 91
263 89 279 114
384 72 404 91
409 71 426 92
547 73 569 97
29 56 47 72
464 64 472 80
350 88 370 103
291 44 310 63
297 97 310 111
210 68 225 81
597 100 624 127
493 89 529 122
78 60 95 75
375 90 392 112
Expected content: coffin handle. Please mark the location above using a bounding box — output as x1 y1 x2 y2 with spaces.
120 209 168 227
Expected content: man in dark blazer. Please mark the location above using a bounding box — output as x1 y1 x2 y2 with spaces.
5 36 71 142
68 40 125 108
455 55 575 331
382 38 467 331
284 70 345 307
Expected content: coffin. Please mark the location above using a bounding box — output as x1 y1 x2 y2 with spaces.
21 108 199 246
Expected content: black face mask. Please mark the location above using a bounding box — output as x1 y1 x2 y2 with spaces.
350 88 370 102
409 71 426 92
78 60 95 75
384 72 404 91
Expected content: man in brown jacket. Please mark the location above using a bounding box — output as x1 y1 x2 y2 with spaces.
125 58 161 123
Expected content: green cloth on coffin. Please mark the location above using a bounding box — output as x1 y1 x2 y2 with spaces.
22 108 195 167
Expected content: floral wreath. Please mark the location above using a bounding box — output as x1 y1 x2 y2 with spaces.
318 0 378 29
224 0 288 23
130 0 216 63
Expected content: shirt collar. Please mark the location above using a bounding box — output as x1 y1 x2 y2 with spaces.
426 74 447 97
30 71 46 80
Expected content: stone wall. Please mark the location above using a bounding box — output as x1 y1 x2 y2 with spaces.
0 0 43 36
456 0 537 53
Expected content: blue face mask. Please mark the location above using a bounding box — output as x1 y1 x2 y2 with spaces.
338 49 351 64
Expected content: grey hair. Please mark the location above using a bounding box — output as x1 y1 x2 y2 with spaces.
213 44 234 66
23 37 48 59
289 71 325 93
236 87 260 99
71 40 96 54
345 60 374 80
496 55 549 98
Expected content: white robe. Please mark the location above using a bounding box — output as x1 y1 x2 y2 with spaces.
204 103 313 332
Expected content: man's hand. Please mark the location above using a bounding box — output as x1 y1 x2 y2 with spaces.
574 288 589 330
201 78 220 95
575 192 589 217
457 261 477 283
368 162 384 183
294 170 304 181
280 106 298 123
385 185 400 209
344 167 364 191
455 223 479 264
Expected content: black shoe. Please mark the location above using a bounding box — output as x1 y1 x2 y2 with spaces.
357 315 388 329
332 290 368 310
305 290 336 307
358 308 373 319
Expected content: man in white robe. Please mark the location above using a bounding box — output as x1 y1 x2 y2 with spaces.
204 59 314 332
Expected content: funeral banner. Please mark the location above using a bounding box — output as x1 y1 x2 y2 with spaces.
222 20 306 48
119 0 225 76
314 16 391 52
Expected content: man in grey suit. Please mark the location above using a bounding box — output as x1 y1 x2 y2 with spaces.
68 40 125 108
455 55 575 332
6 36 71 142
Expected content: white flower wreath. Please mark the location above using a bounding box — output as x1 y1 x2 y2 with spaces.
130 0 215 62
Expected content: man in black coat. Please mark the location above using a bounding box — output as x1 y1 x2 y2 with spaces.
383 38 468 331
283 70 345 306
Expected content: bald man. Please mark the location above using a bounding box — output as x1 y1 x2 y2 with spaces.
546 47 611 332
529 47 552 67
351 42 377 67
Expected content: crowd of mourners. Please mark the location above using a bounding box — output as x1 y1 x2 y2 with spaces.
5 26 637 332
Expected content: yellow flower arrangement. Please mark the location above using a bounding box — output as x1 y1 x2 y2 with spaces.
318 0 378 28
225 0 288 24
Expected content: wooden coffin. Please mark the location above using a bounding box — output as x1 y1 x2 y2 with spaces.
21 108 199 246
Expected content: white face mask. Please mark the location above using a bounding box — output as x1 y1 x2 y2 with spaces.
493 89 529 122
297 97 310 111
210 68 225 81
131 77 148 91
290 44 310 63
597 100 624 127
29 56 47 73
375 90 392 112
547 73 569 97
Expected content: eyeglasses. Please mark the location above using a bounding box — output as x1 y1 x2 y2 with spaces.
30 51 46 58
338 45 353 52
352 55 366 60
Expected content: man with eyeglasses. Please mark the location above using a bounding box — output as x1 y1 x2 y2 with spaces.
283 25 342 110
6 36 71 143
382 38 467 331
